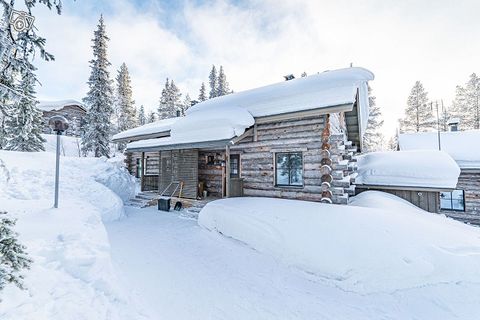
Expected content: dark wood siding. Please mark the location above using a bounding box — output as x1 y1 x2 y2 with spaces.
198 150 224 197
159 150 198 199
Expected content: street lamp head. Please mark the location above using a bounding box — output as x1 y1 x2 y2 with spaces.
49 115 69 133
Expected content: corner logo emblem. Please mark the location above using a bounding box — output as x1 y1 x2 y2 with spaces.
9 10 35 33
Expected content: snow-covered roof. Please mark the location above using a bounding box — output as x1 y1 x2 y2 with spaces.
355 150 461 189
127 107 254 150
398 130 480 169
37 99 86 112
125 67 373 151
112 118 179 142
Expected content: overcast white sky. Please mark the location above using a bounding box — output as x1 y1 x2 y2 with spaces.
25 0 480 137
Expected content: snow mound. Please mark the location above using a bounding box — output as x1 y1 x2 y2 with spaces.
355 150 460 189
399 130 480 169
198 195 480 294
37 99 85 112
0 151 140 319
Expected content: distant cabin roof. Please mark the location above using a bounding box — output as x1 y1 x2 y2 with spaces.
398 130 480 169
112 117 179 142
123 67 374 151
355 150 461 190
37 99 86 112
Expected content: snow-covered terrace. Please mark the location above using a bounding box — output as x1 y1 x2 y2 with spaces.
399 130 480 169
125 67 374 151
37 99 86 112
355 150 461 190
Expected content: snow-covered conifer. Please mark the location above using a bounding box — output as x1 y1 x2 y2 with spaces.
158 78 177 119
362 85 385 152
81 16 114 157
451 73 480 130
217 66 230 96
208 65 217 98
0 212 32 293
198 82 207 102
169 80 182 116
180 94 191 116
147 110 156 123
137 105 146 125
115 63 136 133
4 65 45 152
400 81 435 133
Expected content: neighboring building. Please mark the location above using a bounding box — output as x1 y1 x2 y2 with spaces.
113 67 374 204
38 99 86 137
356 130 480 224
399 130 480 224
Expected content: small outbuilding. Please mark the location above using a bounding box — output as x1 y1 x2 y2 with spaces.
38 99 86 137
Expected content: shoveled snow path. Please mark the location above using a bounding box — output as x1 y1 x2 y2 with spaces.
105 207 478 320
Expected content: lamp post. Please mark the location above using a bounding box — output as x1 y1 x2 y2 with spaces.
48 116 69 208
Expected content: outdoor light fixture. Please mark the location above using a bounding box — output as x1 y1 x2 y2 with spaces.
48 115 69 208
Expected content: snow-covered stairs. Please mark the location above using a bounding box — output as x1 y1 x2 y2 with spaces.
125 192 159 208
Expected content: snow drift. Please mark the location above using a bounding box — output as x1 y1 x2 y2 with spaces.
355 150 461 189
0 151 140 319
199 194 480 294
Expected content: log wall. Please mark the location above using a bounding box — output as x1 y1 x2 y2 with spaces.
198 150 224 197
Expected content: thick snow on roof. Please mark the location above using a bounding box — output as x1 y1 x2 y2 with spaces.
112 117 178 141
355 150 460 189
37 99 85 112
188 67 373 118
399 130 480 169
127 107 254 150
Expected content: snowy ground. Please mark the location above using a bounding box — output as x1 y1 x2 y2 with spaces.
106 204 480 320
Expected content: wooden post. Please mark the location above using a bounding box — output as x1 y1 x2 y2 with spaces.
225 145 231 198
158 151 161 193
141 152 145 192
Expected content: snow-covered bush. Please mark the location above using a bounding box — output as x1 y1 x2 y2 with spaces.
0 212 32 293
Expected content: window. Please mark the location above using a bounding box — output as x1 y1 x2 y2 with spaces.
136 158 142 178
230 154 240 178
440 189 465 211
275 152 303 187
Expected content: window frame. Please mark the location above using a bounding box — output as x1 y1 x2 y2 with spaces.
440 189 466 212
230 154 240 178
274 152 304 188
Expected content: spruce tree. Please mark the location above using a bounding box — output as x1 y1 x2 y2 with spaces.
362 85 384 152
158 78 175 119
180 94 191 116
208 65 217 98
147 110 156 123
4 65 45 152
82 16 114 158
452 73 480 130
169 80 182 116
115 63 136 133
198 82 207 102
217 66 230 97
0 212 33 293
137 105 146 125
400 81 435 133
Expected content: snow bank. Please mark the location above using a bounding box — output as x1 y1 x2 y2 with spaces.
199 195 480 294
355 150 460 189
42 134 82 157
399 130 480 169
0 151 140 319
37 99 85 112
112 117 178 141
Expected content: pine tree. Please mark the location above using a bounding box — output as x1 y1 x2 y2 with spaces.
208 65 217 98
115 63 136 133
137 105 146 125
362 85 385 152
438 101 450 132
198 82 207 102
169 80 182 116
147 110 156 123
4 65 45 152
0 212 33 293
451 73 480 130
81 16 114 158
400 81 435 133
217 66 230 96
180 94 191 116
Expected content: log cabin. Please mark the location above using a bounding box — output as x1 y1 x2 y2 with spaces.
38 99 86 137
113 67 374 205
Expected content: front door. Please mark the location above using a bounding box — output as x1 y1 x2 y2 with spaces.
230 154 240 178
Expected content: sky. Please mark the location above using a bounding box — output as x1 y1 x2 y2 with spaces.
18 0 480 137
